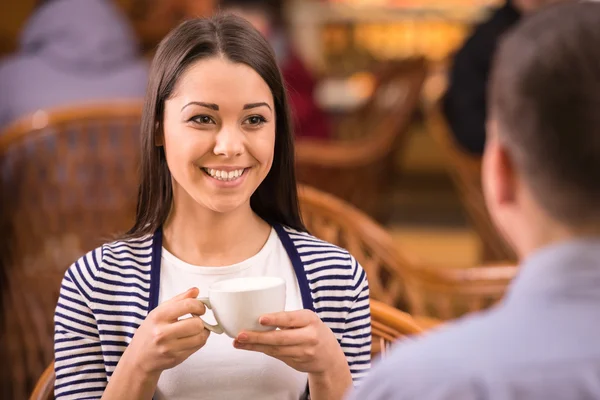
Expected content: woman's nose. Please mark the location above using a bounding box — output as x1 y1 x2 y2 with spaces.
213 127 244 157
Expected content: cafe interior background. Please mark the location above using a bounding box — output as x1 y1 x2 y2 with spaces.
0 0 515 398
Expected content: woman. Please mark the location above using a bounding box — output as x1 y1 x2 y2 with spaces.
53 15 370 400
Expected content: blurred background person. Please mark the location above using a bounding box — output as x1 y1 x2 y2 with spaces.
0 0 148 131
220 0 331 140
443 0 565 155
128 0 217 54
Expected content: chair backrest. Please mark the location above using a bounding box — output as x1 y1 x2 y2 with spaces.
425 98 517 262
333 59 423 141
295 58 427 218
370 299 423 358
298 184 412 308
29 300 423 399
297 184 515 321
28 362 54 400
403 262 518 320
0 102 143 398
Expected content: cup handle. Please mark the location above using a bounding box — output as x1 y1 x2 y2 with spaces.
198 297 224 335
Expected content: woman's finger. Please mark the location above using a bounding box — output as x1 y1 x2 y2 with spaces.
157 297 207 322
236 326 315 347
162 315 207 339
172 329 211 352
258 310 317 329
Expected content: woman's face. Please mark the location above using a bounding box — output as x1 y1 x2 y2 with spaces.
161 57 276 215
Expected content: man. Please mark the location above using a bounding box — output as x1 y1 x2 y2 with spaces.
0 0 148 131
348 2 600 399
443 0 564 155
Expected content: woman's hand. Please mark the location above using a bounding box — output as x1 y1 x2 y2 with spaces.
103 288 210 399
233 310 352 399
124 287 210 376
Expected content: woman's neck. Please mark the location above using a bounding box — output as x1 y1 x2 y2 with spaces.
162 201 272 267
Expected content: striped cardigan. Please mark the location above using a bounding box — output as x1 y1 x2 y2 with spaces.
54 224 371 399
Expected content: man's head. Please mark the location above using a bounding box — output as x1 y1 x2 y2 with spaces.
485 1 600 257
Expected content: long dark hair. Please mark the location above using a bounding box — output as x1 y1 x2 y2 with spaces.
126 14 305 238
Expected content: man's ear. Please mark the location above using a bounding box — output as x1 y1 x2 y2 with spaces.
484 119 517 207
154 121 164 147
495 143 517 206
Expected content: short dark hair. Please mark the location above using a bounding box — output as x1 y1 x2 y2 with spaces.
126 14 305 238
490 2 600 226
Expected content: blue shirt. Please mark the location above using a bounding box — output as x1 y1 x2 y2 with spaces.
348 239 600 400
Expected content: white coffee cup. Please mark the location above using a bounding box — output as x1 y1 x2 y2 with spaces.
198 276 286 338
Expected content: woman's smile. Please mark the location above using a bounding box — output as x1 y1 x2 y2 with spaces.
200 166 250 188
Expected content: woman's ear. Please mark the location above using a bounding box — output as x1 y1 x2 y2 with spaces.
154 121 164 146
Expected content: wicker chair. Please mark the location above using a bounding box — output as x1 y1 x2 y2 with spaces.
28 362 54 400
30 299 423 400
298 184 517 321
298 184 414 309
425 99 517 263
370 299 423 358
403 262 518 320
295 58 427 220
0 102 143 399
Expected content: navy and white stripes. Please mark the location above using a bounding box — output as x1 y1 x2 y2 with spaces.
54 225 371 399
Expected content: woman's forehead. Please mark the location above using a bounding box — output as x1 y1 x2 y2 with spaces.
170 57 274 108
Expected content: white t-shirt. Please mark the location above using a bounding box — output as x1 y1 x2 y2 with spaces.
155 228 309 400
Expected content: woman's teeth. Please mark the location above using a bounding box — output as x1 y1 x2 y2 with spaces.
203 168 245 181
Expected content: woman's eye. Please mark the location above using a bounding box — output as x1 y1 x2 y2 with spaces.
245 115 267 126
190 115 215 125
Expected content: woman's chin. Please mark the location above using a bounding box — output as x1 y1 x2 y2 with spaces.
195 196 249 215
211 205 245 214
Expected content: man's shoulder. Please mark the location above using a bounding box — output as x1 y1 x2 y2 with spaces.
350 312 505 399
377 310 515 377
352 300 600 400
388 312 499 368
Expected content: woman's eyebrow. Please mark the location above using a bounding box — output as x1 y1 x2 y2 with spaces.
181 101 219 111
243 102 272 111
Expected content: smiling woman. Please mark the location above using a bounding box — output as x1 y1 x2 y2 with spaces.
159 57 278 214
52 14 371 400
